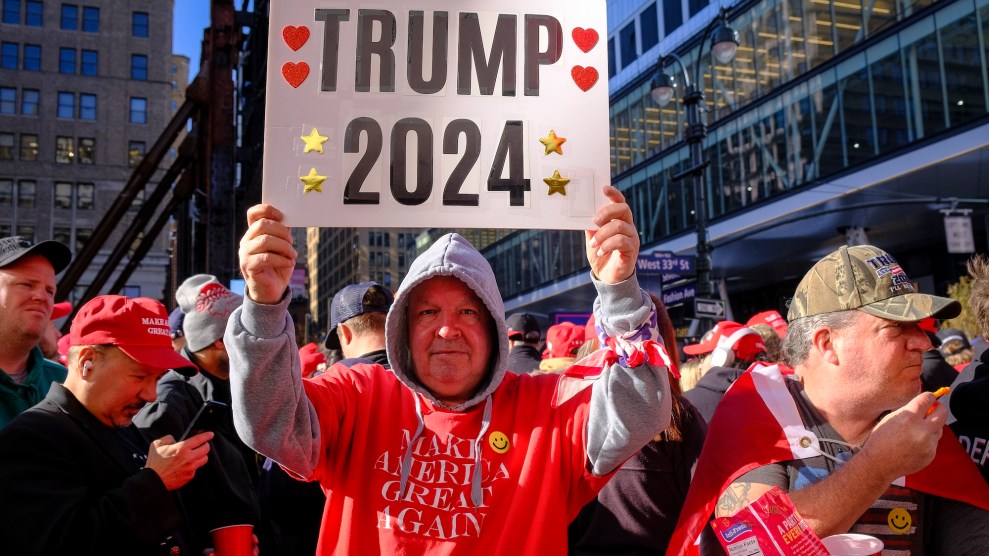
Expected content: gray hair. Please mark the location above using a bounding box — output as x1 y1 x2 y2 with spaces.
781 310 859 367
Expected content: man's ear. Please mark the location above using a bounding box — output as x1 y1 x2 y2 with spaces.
338 322 354 347
813 327 839 365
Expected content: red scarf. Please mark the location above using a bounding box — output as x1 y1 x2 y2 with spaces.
667 365 989 556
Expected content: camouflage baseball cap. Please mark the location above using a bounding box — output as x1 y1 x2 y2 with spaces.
787 245 960 322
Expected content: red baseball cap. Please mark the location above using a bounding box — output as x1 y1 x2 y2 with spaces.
545 322 586 358
683 320 766 362
51 301 72 320
70 295 197 375
746 310 788 338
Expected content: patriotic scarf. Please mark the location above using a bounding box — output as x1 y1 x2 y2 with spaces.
667 364 989 556
553 338 676 407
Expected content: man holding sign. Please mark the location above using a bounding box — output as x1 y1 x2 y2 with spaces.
225 185 673 553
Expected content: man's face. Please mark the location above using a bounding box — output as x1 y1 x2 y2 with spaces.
0 255 56 345
830 311 931 412
84 347 166 428
407 275 494 406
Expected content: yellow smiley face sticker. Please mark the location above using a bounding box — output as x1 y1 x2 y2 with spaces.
887 507 912 533
488 431 510 454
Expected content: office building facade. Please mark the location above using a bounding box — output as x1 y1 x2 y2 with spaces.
485 0 989 322
0 0 178 302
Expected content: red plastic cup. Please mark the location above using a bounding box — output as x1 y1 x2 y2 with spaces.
820 533 884 556
210 524 253 556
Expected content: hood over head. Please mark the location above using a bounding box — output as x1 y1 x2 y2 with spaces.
385 233 508 411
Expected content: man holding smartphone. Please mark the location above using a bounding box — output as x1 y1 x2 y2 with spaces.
135 274 265 552
0 295 213 555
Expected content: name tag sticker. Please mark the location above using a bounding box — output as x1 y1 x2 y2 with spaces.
262 0 610 230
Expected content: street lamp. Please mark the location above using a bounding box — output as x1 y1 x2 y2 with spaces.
650 8 738 300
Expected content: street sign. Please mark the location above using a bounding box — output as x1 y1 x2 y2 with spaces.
637 250 694 275
662 283 697 308
694 298 725 319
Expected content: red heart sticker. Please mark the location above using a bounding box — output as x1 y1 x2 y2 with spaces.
571 66 598 92
282 62 309 88
572 28 599 53
282 25 310 51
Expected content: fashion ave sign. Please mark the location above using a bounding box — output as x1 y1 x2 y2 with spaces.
262 0 609 229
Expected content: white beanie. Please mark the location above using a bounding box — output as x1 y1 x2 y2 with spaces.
175 274 243 352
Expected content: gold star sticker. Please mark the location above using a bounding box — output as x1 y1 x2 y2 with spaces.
300 168 327 193
538 130 567 155
543 170 570 196
301 128 328 154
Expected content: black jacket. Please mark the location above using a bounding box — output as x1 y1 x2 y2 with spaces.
921 349 957 392
0 383 189 556
949 349 989 483
507 344 542 374
682 366 746 425
134 348 262 550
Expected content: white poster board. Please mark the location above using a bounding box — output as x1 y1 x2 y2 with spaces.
262 0 610 229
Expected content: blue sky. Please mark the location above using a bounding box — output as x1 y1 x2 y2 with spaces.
172 0 214 81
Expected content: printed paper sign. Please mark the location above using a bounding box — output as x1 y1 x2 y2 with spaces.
262 0 610 229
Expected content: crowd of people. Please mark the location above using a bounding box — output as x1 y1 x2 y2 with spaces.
0 187 987 555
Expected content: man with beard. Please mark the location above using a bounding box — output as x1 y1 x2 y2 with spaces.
669 245 989 555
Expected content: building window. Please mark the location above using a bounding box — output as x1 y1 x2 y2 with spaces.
56 136 74 163
21 88 38 115
2 0 18 24
22 44 40 71
19 133 37 160
60 3 77 30
57 91 74 118
78 137 94 163
59 47 77 74
0 179 12 206
130 54 147 80
128 140 145 167
76 182 93 209
0 87 14 114
640 3 659 52
128 189 145 213
24 0 40 26
75 227 92 251
122 284 141 297
132 12 148 37
129 97 147 124
81 5 97 32
54 182 72 209
619 21 637 68
16 225 34 242
80 49 97 75
17 180 35 208
1 42 17 69
0 132 13 160
53 226 71 246
79 93 96 120
662 1 683 35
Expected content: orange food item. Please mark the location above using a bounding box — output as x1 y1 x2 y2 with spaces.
926 387 951 416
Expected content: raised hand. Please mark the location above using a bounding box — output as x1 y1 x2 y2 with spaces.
585 185 640 285
859 392 945 482
239 204 297 304
145 432 213 491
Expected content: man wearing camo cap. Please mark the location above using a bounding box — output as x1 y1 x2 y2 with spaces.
669 245 989 555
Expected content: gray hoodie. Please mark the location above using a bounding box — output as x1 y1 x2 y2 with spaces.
225 232 671 488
